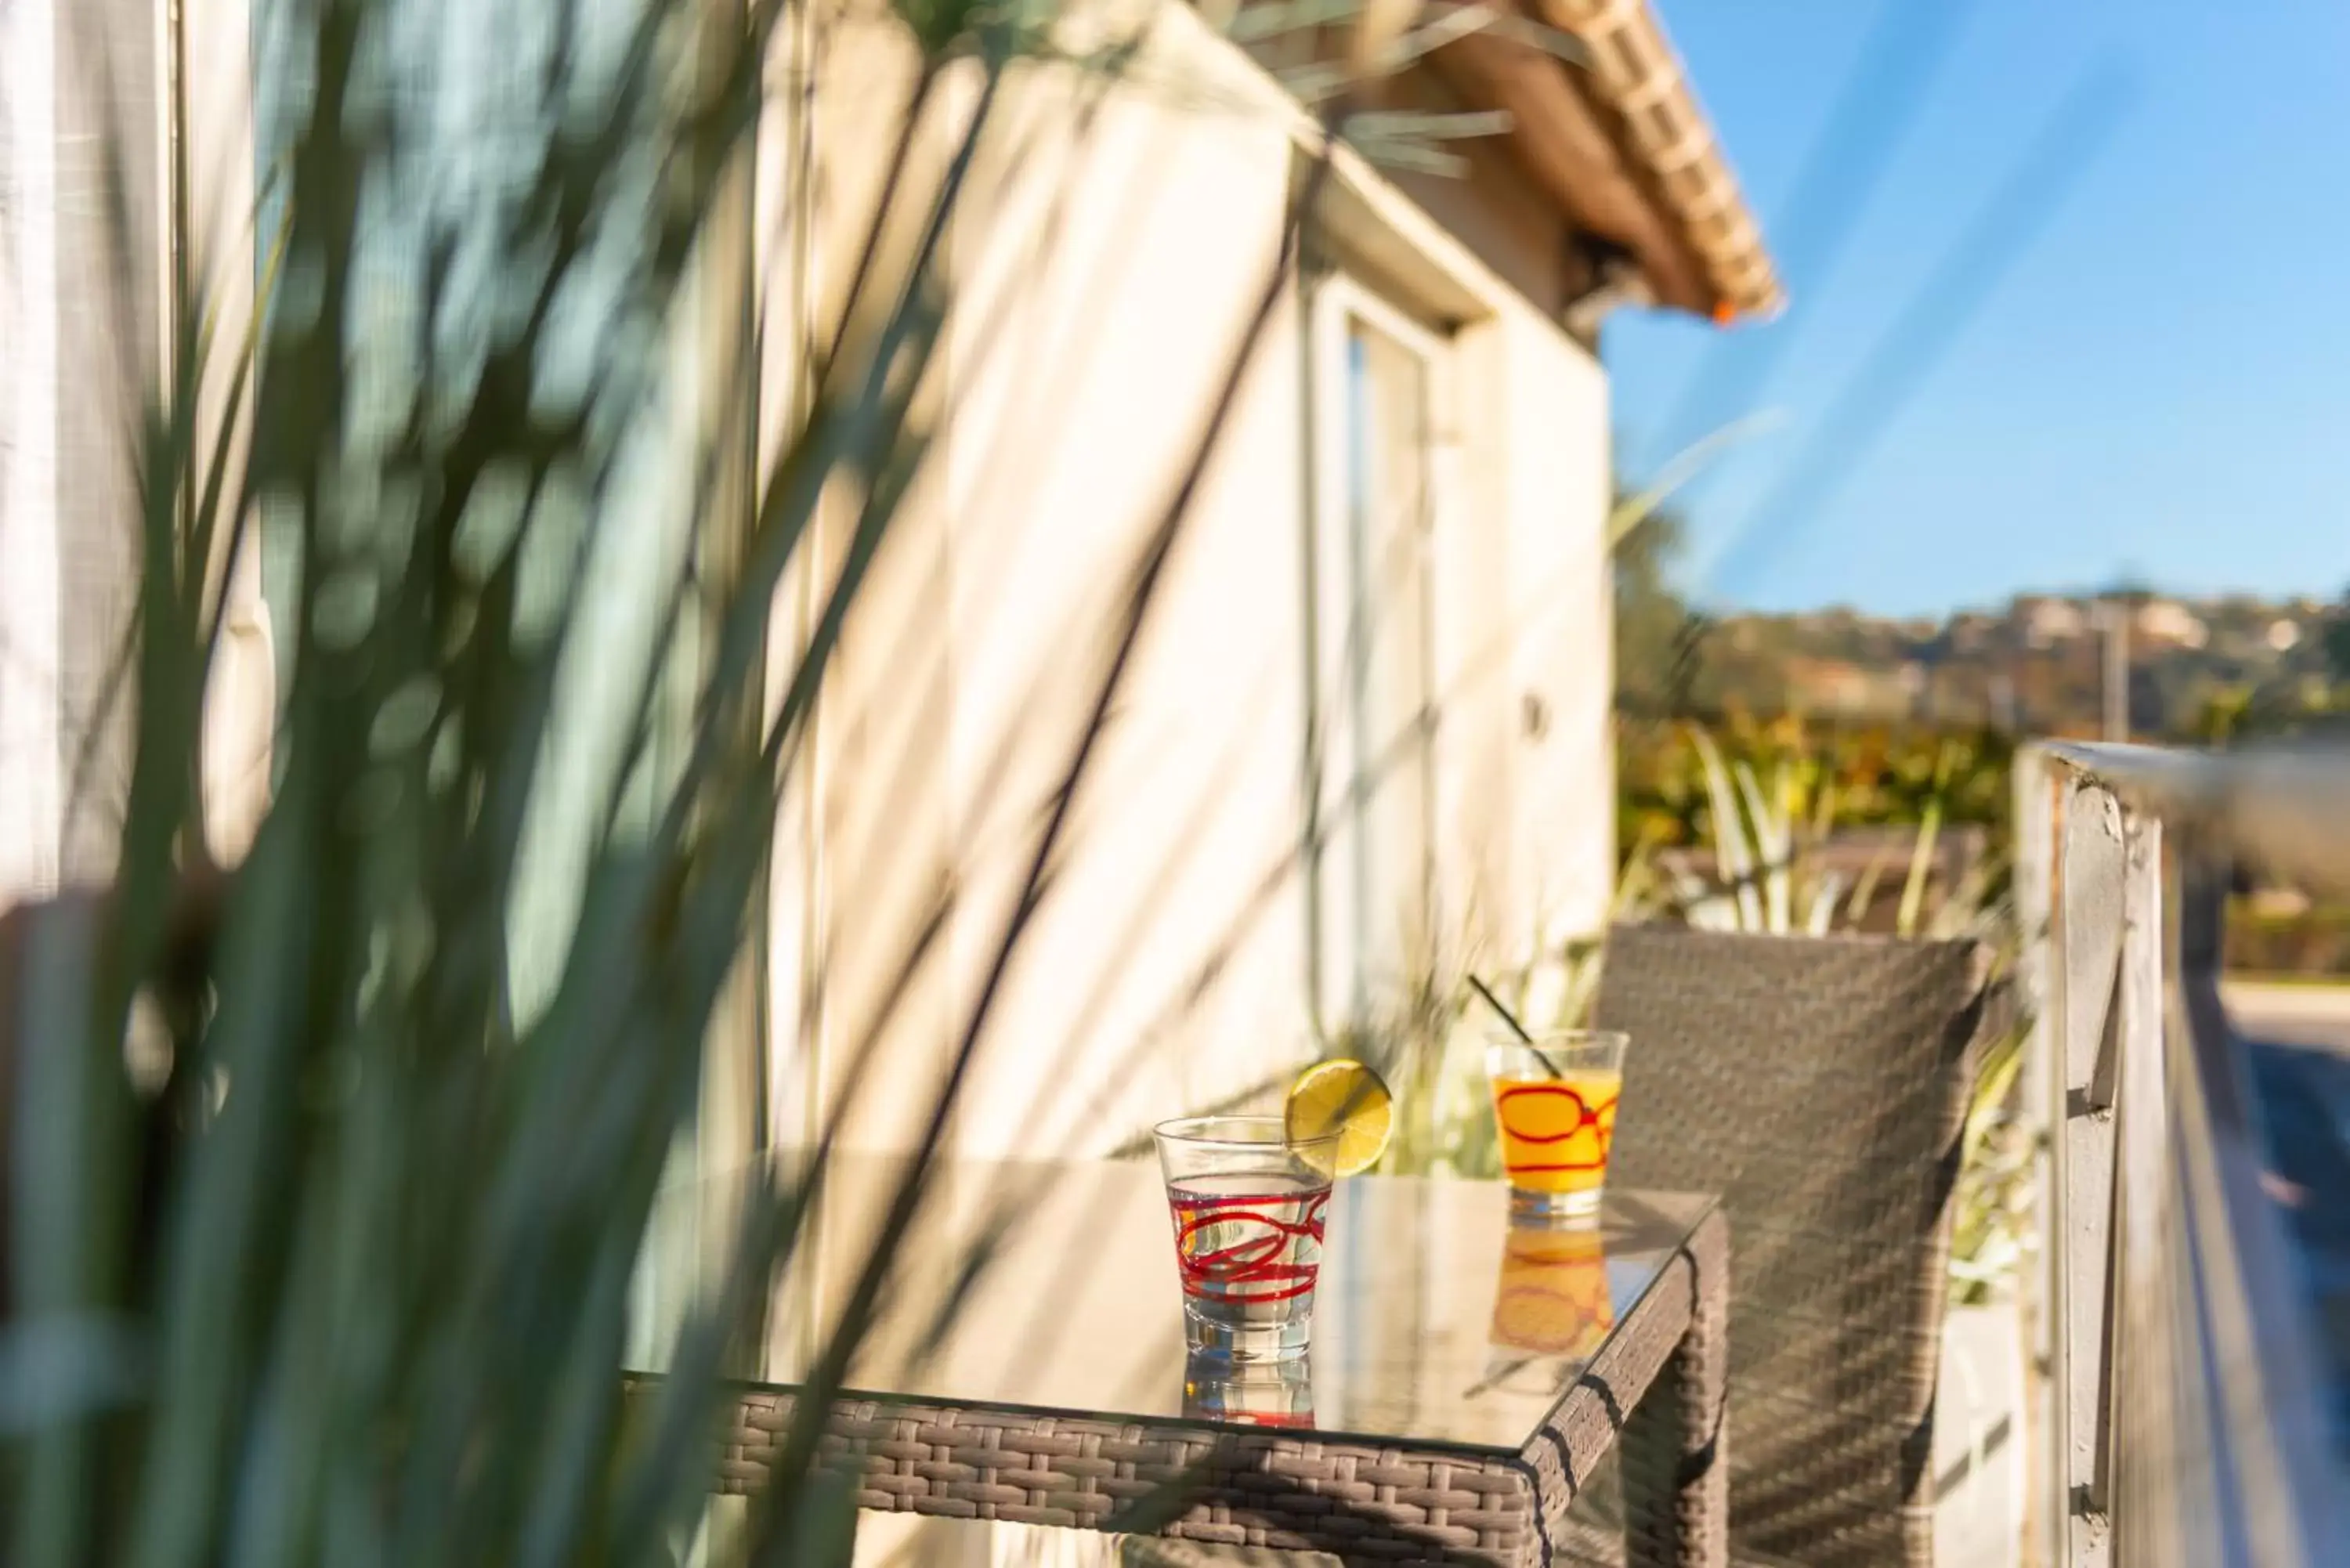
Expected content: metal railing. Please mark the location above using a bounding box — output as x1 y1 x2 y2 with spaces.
2017 741 2350 1567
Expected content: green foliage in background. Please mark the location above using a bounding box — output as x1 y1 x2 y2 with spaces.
1616 713 2015 865
2228 901 2350 979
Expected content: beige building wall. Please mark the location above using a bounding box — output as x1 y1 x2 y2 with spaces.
768 2 1617 1165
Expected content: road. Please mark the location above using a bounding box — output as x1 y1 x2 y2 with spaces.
2224 981 2350 1448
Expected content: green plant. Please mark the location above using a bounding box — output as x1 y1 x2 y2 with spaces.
2 0 1485 1561
6 0 1016 1556
1948 1017 2034 1306
1640 721 2012 944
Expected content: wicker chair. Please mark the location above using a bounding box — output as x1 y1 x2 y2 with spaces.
1578 925 2005 1568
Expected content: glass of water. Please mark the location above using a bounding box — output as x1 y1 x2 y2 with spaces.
1153 1115 1339 1363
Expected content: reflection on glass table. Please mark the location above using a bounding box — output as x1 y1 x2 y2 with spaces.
1475 1212 1619 1400
631 1154 1713 1453
1182 1349 1314 1429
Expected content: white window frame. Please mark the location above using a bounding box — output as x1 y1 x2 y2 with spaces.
1305 272 1456 1028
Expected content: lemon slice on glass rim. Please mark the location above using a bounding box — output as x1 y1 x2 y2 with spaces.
1284 1058 1394 1178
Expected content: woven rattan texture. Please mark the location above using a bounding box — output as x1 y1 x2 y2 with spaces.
650 1204 1729 1566
1590 927 1997 1568
702 1393 1534 1563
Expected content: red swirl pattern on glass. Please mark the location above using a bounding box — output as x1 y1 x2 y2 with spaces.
1494 1082 1618 1174
1169 1187 1331 1304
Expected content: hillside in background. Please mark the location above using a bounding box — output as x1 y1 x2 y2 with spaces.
1624 581 2350 742
1610 512 2350 976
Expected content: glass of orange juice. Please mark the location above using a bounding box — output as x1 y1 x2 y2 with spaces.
1486 1031 1628 1222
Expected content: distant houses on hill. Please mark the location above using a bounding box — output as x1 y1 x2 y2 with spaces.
1678 591 2346 738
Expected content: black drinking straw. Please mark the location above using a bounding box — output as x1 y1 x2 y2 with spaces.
1467 974 1564 1077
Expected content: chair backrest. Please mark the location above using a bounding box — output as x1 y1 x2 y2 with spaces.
1593 926 2002 1568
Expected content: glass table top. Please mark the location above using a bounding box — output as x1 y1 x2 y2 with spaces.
629 1154 1715 1458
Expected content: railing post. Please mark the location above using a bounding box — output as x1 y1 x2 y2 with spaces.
2107 808 2174 1566
2028 740 2350 1568
2050 780 2126 1567
2015 746 2059 1568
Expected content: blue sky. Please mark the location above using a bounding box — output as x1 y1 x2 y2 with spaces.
1605 0 2350 616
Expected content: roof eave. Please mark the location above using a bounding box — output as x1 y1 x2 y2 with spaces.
1538 0 1782 323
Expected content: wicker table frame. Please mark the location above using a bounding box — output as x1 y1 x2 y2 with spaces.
679 1209 1726 1567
